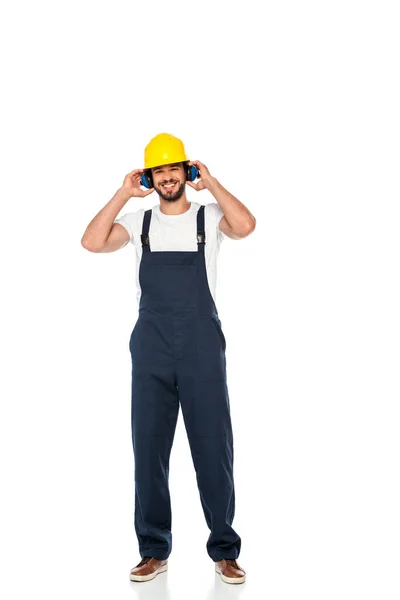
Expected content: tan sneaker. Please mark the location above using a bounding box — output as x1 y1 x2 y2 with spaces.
215 559 246 584
129 556 168 582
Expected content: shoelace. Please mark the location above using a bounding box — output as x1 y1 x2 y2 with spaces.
225 559 239 568
136 556 152 567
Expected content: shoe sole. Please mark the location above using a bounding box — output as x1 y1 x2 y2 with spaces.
215 564 246 584
130 564 168 582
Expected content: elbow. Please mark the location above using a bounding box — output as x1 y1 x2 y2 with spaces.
81 236 104 253
236 216 256 239
247 215 256 235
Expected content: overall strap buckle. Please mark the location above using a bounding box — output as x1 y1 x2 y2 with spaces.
141 234 150 247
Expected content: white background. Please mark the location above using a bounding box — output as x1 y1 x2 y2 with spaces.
1 1 399 599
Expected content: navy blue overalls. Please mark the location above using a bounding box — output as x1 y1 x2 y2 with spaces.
129 203 241 562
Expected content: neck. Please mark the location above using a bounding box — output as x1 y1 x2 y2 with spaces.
158 193 191 216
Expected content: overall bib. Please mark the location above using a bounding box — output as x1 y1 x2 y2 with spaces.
129 204 241 562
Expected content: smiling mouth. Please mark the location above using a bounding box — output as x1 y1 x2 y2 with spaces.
161 182 178 190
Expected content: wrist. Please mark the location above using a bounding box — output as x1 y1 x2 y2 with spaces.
204 176 219 192
117 186 134 202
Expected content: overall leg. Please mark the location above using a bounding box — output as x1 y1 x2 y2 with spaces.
176 316 241 561
130 318 179 560
178 375 241 561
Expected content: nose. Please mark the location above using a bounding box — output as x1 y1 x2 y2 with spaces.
162 172 178 182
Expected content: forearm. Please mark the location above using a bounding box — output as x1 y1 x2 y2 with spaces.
206 177 256 235
81 187 131 249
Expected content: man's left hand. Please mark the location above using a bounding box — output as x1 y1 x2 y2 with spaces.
186 160 214 191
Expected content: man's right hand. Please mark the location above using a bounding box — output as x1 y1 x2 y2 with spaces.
122 169 154 197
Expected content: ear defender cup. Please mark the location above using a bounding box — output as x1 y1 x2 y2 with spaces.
185 164 200 182
140 170 153 189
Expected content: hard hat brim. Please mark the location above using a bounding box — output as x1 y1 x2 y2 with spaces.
145 159 189 170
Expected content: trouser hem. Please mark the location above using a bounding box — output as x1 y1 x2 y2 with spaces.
140 549 170 561
210 551 240 562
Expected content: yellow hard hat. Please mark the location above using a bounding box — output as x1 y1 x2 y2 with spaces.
144 133 188 169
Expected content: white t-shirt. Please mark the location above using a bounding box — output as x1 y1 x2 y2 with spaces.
114 201 227 307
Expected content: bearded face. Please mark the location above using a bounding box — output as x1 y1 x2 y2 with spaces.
151 162 186 202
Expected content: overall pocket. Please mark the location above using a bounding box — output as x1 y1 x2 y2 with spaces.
211 316 226 352
196 317 226 381
129 320 140 351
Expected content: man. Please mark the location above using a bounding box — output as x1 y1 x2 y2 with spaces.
81 133 256 584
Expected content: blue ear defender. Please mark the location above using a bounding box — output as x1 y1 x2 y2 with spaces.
140 163 200 189
186 164 200 182
140 171 153 189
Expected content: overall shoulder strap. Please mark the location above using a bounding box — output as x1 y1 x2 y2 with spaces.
197 205 206 246
141 209 152 252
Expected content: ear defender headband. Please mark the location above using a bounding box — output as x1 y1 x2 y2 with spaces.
140 162 200 189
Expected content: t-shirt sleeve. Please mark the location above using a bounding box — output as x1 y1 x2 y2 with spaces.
113 209 144 244
206 202 228 242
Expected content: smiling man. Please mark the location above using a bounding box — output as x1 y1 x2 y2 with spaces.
81 133 256 585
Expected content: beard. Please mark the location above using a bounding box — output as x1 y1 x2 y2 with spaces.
155 180 186 202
